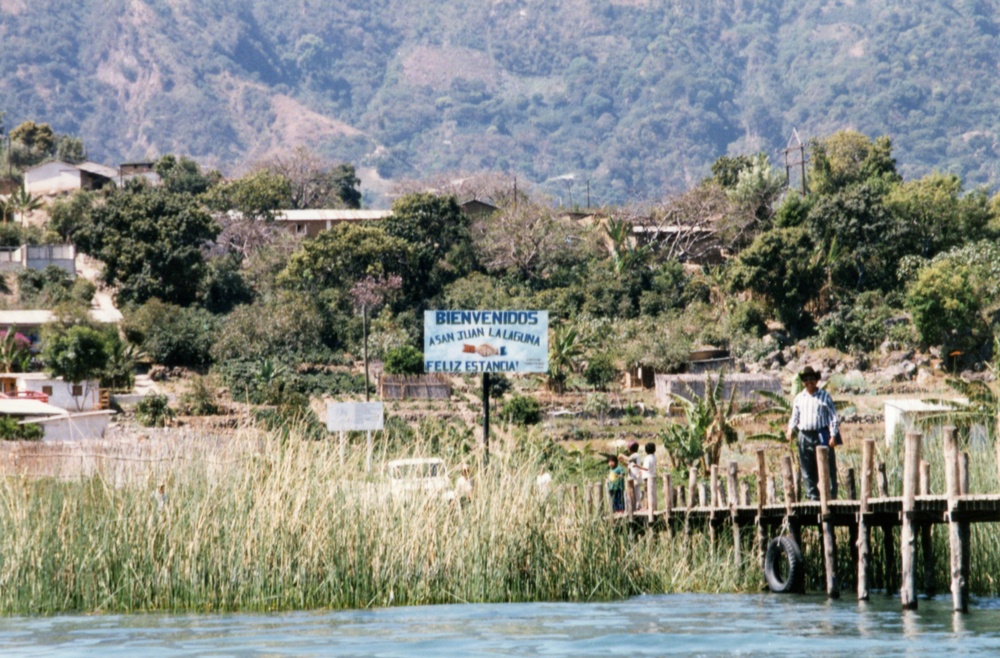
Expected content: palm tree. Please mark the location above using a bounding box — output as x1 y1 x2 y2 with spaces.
548 323 586 394
7 187 42 224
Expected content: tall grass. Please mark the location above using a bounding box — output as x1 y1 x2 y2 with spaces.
0 424 756 615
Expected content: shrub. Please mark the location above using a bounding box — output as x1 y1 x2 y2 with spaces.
178 375 221 416
124 299 217 368
488 373 512 400
906 261 987 349
0 417 42 441
135 394 174 427
383 345 423 375
584 354 618 390
210 292 326 364
499 394 542 425
727 301 768 339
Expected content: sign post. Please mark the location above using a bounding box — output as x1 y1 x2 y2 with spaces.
327 401 385 473
424 310 549 464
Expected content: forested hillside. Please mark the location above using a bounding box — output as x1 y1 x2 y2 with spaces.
1 0 998 203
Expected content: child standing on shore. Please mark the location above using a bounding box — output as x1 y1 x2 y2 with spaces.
607 455 626 513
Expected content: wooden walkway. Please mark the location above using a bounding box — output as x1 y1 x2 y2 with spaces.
583 428 986 614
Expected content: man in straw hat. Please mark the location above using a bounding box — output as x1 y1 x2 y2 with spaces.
786 366 839 501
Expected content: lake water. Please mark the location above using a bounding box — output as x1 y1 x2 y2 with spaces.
2 593 1000 656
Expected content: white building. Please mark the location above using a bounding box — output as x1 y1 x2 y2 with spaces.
23 160 116 196
883 399 967 445
0 373 101 412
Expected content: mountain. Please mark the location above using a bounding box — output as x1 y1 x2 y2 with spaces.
0 0 998 204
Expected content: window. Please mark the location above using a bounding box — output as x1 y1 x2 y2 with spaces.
71 384 83 396
42 386 53 396
296 223 306 235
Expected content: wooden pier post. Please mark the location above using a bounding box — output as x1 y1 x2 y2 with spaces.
900 432 922 610
959 451 971 610
817 446 838 598
756 449 767 567
646 475 656 523
688 467 698 510
858 439 874 601
710 465 720 508
663 473 672 535
877 459 894 592
728 461 741 566
625 478 635 520
878 462 889 497
944 427 968 613
846 467 859 581
919 459 935 597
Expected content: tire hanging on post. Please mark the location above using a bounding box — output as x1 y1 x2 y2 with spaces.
764 535 804 594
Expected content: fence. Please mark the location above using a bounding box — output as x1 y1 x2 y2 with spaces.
0 244 76 275
379 374 452 400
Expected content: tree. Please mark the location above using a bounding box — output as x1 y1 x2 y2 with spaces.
154 154 216 196
6 187 42 224
73 182 219 306
887 173 993 259
905 260 987 353
42 325 109 410
473 202 583 280
10 121 55 156
0 328 31 373
47 191 94 241
254 148 362 209
809 131 899 195
728 227 822 333
279 223 412 295
122 299 218 368
204 170 291 222
807 181 903 292
383 193 472 302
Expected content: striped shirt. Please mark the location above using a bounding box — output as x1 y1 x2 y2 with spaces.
787 388 839 436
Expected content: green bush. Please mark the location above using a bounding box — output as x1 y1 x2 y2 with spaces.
135 394 174 427
499 394 542 425
0 416 42 441
584 354 618 390
178 375 221 416
124 299 217 368
906 261 987 350
727 301 768 339
383 345 423 375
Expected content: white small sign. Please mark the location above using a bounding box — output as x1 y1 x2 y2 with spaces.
327 402 384 432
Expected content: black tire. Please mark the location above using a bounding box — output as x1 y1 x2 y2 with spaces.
764 535 804 594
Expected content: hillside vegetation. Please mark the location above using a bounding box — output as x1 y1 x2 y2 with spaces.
1 0 998 202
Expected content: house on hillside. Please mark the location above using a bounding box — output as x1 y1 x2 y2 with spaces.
0 244 76 276
275 209 393 238
459 199 498 220
24 161 117 196
0 308 122 344
119 162 161 187
632 224 724 265
0 372 102 412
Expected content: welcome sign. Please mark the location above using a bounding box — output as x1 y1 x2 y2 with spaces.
424 310 549 374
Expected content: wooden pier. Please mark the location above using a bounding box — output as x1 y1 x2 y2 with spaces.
585 428 988 613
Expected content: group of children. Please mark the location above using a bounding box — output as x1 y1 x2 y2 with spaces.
606 441 657 513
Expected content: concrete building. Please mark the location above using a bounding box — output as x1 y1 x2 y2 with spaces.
0 244 76 276
275 209 392 238
23 161 116 196
0 373 101 412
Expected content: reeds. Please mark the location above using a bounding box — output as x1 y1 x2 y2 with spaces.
0 424 755 614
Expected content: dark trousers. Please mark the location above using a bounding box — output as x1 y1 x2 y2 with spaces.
798 431 838 501
610 489 625 513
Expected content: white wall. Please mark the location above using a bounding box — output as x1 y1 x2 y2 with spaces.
18 377 100 412
24 162 83 196
29 411 114 442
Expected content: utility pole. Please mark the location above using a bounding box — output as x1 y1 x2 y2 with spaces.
783 129 808 195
